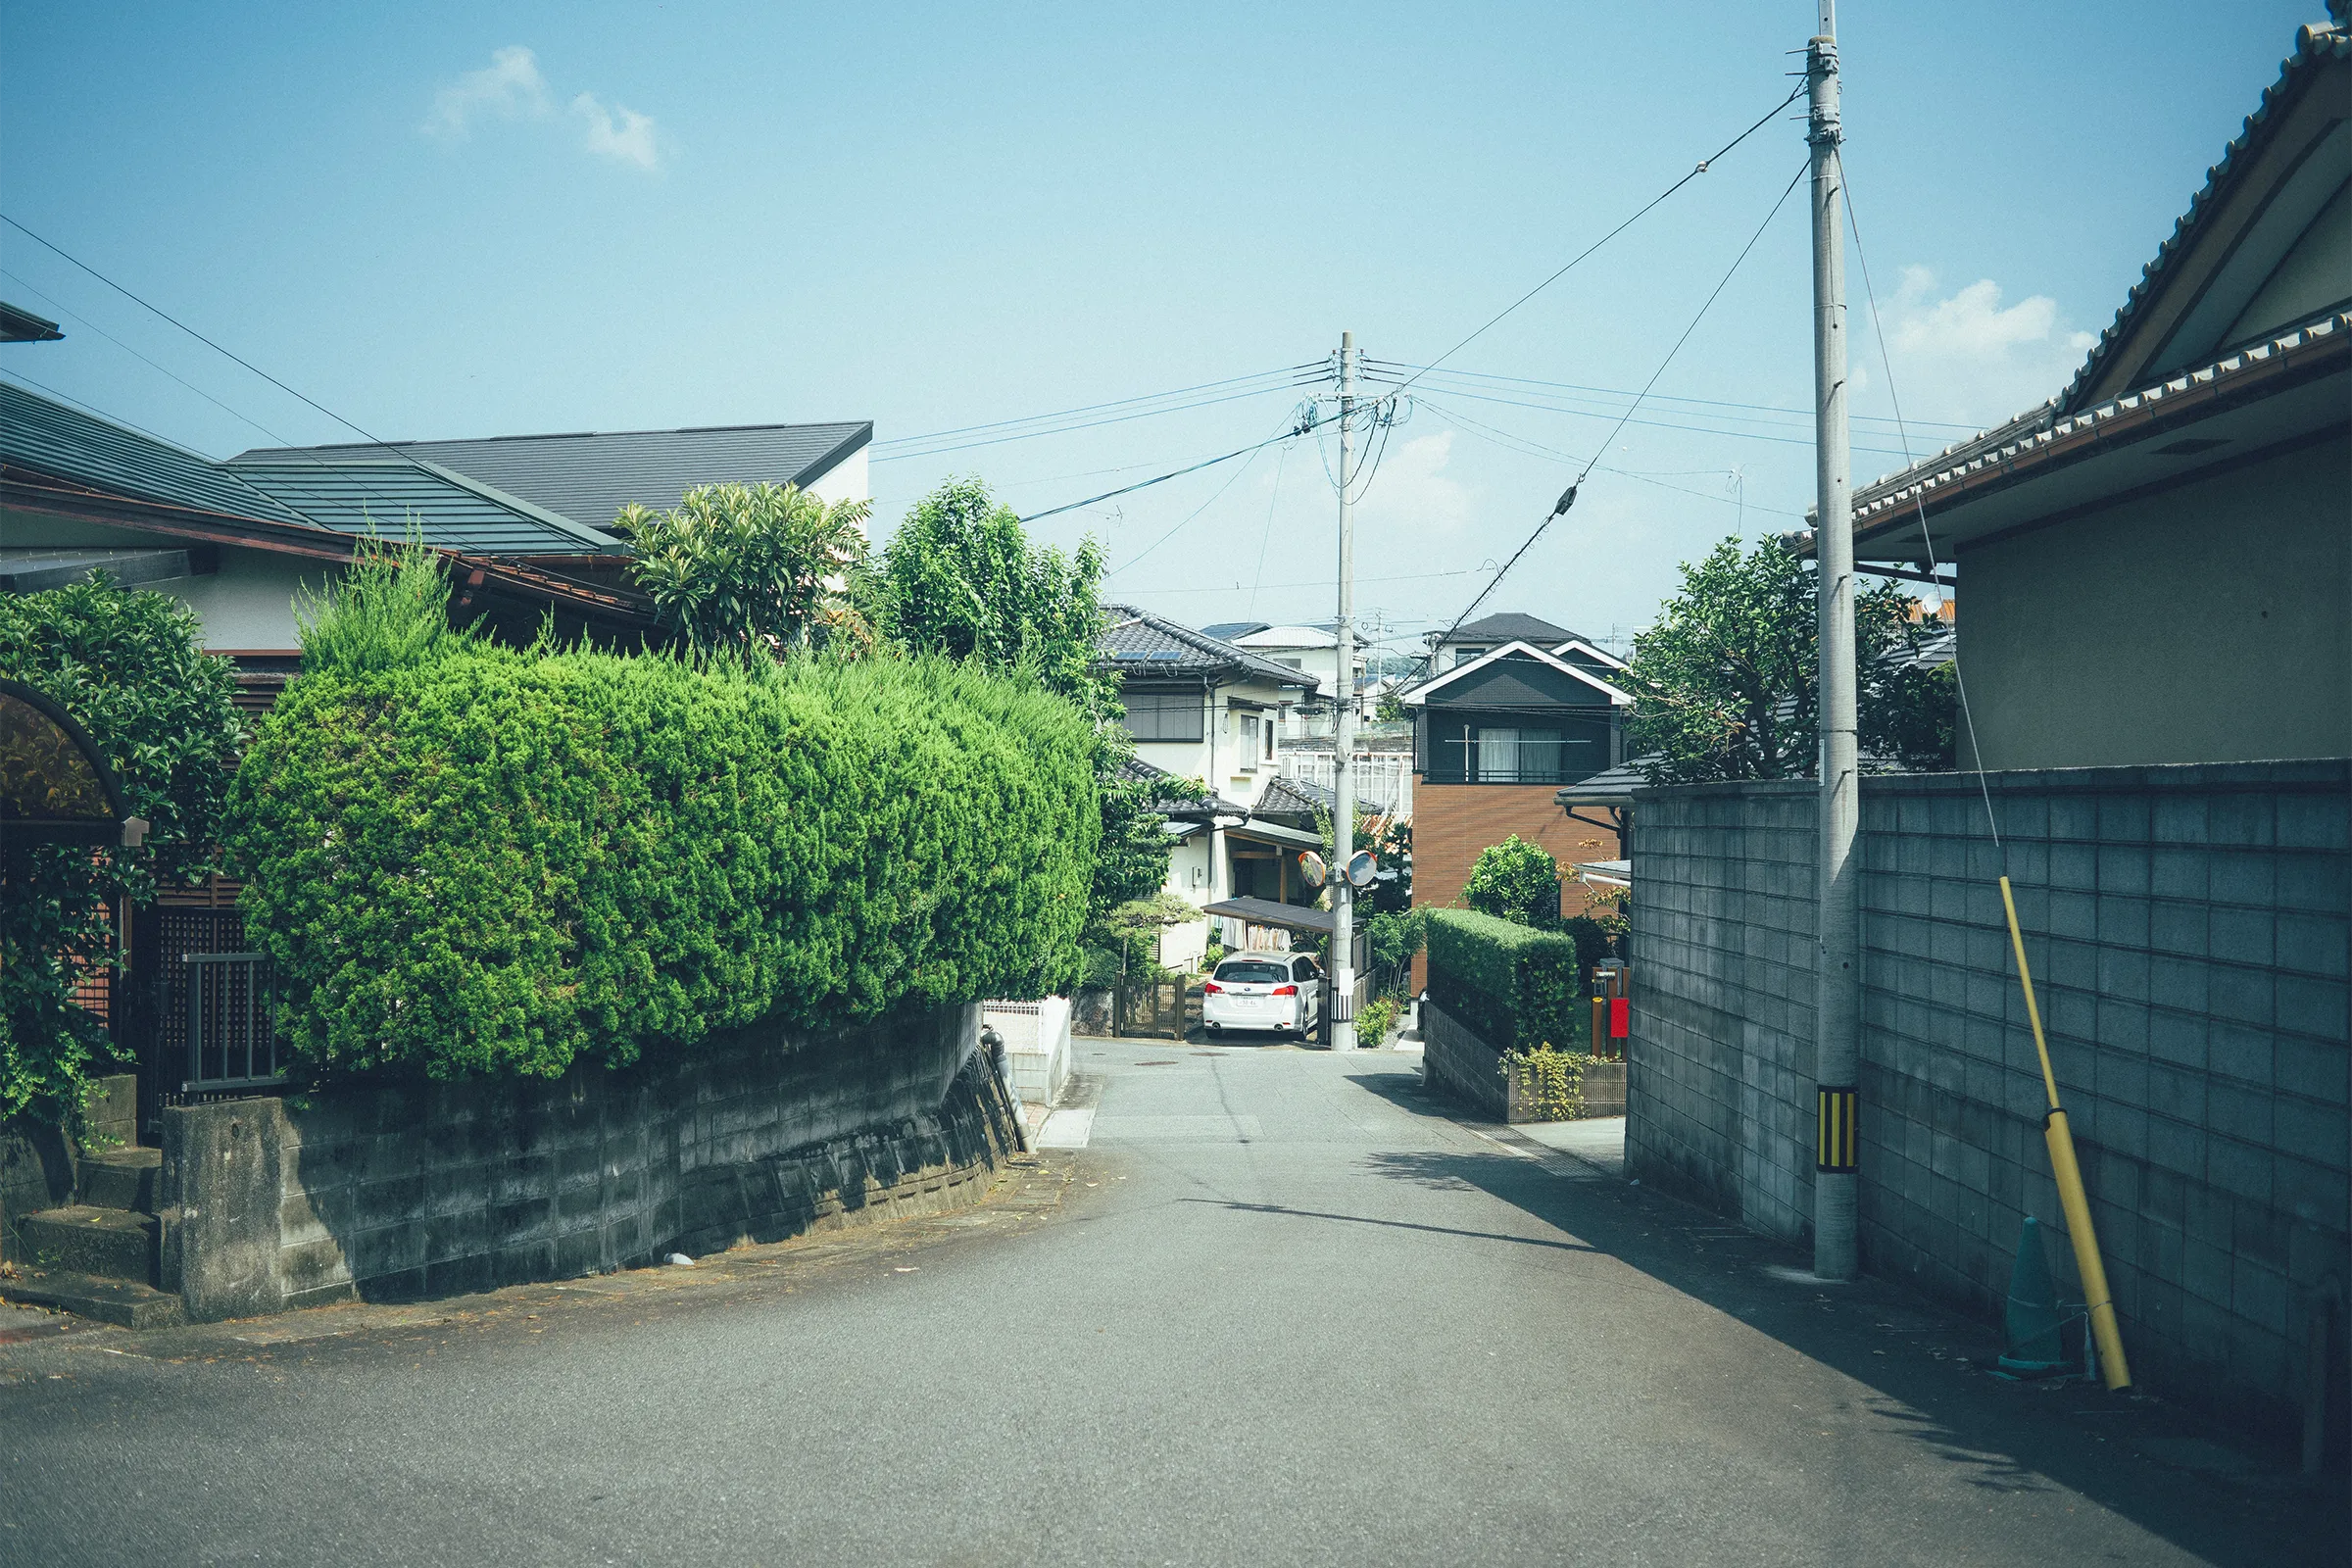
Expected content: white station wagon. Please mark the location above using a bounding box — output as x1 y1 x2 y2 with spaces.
1201 952 1322 1040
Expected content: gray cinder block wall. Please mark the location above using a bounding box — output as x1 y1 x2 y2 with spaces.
160 1003 1015 1321
1626 760 2350 1441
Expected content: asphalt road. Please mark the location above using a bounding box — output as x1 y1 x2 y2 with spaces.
2 1042 2341 1566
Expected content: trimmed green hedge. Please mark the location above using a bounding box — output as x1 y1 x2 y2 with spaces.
1425 907 1582 1054
227 647 1098 1080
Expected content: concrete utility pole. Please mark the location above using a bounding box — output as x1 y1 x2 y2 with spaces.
1808 3 1860 1280
1331 331 1359 1052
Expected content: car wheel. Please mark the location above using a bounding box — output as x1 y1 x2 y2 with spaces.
1206 1023 1222 1038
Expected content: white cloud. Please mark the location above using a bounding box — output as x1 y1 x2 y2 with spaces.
422 46 551 139
422 49 663 172
570 93 662 172
1356 430 1475 538
1860 267 2096 428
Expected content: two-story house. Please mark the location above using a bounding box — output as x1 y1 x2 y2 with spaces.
1401 625 1634 983
1098 608 1325 948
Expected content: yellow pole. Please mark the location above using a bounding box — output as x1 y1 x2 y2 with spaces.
1999 875 2131 1390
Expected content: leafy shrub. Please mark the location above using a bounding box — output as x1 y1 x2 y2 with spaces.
229 601 1099 1079
0 578 245 1124
1365 907 1427 974
293 542 471 679
614 482 874 657
1462 835 1561 929
1356 995 1399 1047
1425 907 1582 1055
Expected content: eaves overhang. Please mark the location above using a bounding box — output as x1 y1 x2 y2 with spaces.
1797 310 2349 563
0 467 665 632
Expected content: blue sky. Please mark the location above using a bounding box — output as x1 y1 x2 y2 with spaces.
0 2 2319 654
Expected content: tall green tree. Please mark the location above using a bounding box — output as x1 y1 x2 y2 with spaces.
0 577 244 1123
871 478 1165 924
870 477 1114 719
1624 535 1955 784
615 481 874 657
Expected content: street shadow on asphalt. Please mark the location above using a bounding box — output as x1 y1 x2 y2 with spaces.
1340 1071 2348 1568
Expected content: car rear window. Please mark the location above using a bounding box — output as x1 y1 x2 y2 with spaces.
1215 960 1288 985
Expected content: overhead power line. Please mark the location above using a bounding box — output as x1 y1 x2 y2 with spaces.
1370 375 1922 459
1411 393 1805 517
1417 158 1812 673
1363 359 1981 434
868 364 1319 455
0 213 454 487
1017 411 1312 525
1382 80 1806 403
872 379 1312 464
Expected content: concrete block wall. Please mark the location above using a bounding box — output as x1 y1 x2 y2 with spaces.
1627 760 2350 1442
161 1003 1015 1321
1623 779 1818 1242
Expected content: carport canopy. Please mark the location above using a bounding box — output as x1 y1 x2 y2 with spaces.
1199 896 1335 935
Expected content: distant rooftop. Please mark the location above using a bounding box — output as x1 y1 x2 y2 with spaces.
233 419 872 531
1439 612 1585 647
1096 605 1314 688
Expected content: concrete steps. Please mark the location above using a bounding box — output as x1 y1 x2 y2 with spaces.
17 1204 158 1281
77 1147 160 1212
0 1268 184 1330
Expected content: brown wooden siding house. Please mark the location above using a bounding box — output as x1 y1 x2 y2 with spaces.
1401 615 1634 987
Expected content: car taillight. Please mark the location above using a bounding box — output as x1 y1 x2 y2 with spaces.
1203 981 1223 995
1272 984 1298 996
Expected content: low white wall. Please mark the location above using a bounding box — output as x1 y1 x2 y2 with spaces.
1158 918 1209 971
985 998 1073 1106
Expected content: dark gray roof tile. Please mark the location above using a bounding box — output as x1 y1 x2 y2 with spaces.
233 419 872 530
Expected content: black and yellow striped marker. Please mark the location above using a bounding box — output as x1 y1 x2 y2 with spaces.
1816 1086 1859 1173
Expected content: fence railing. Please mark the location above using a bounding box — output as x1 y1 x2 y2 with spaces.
182 952 287 1094
1275 753 1412 818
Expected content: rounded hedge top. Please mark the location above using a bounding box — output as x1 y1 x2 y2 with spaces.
228 642 1099 1080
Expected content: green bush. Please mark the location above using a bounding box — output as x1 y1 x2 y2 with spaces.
1462 835 1562 929
1425 907 1582 1055
1365 907 1427 975
229 626 1099 1080
1356 994 1399 1047
1 576 245 1124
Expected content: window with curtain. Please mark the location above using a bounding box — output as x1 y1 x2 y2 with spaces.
1122 691 1203 742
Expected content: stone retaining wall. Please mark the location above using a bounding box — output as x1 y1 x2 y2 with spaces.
160 1004 1018 1321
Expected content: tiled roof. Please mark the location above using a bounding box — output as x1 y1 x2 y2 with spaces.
1441 612 1584 646
2059 21 2352 416
230 460 625 556
1199 620 1270 641
1818 23 2352 549
234 419 872 530
1114 753 1246 818
1254 773 1394 818
0 303 64 343
1 380 310 523
1842 308 2347 537
0 382 624 557
1096 605 1312 686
